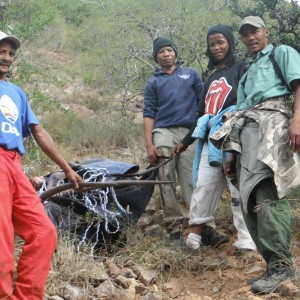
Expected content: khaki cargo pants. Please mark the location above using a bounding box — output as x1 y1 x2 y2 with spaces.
153 127 196 231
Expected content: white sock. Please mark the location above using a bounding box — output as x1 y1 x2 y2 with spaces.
186 233 201 250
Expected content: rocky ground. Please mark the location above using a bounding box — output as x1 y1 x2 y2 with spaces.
43 202 300 300
161 239 299 300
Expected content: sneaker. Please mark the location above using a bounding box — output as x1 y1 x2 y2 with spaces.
201 225 229 248
169 227 183 240
252 264 296 294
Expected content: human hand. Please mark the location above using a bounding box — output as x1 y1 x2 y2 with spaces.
172 143 187 157
223 153 237 177
147 145 160 165
64 168 83 190
287 119 300 152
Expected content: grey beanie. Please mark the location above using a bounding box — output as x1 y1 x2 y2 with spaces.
152 37 178 62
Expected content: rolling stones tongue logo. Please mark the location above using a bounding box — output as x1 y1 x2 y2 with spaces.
205 77 232 115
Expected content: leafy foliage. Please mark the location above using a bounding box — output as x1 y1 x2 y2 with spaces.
0 0 57 41
226 0 300 52
1 0 299 172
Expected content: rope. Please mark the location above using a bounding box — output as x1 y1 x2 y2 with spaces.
40 162 174 246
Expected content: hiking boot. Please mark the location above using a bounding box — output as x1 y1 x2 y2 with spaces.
246 270 268 285
251 264 296 294
201 225 229 248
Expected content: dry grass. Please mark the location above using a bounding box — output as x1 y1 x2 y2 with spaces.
12 174 300 298
46 234 105 295
44 224 208 297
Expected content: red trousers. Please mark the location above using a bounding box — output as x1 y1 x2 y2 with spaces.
0 148 57 300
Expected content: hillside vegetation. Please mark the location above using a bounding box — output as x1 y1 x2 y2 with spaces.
0 0 298 174
2 1 300 298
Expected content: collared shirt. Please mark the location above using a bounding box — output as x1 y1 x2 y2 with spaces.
237 44 300 110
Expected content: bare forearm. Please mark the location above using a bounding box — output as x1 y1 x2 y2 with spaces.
143 117 154 148
292 84 300 122
31 125 71 172
31 124 82 189
143 117 159 164
288 81 300 152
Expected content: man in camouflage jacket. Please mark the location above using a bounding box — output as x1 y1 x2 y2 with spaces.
211 16 300 294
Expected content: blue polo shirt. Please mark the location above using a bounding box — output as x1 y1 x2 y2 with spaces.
237 44 300 110
0 80 39 154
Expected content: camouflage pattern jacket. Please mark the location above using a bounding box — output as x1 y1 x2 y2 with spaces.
210 97 300 201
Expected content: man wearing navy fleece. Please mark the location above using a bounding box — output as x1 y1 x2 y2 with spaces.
143 37 203 240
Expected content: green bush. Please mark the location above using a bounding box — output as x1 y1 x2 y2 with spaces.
41 110 144 161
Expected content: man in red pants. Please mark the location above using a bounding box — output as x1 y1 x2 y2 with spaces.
0 31 82 299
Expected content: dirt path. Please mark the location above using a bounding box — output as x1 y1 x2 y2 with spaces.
138 198 300 300
160 234 299 300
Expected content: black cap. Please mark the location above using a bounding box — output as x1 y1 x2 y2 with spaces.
152 37 178 62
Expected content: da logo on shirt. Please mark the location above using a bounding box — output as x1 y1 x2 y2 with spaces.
205 77 232 115
0 95 19 123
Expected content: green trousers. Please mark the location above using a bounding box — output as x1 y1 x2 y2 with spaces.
242 178 293 268
238 121 293 268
